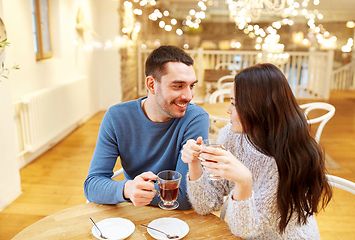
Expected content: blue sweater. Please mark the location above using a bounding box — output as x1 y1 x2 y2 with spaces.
84 97 209 209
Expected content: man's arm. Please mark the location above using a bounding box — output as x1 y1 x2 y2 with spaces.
175 108 210 210
84 111 127 204
84 108 161 206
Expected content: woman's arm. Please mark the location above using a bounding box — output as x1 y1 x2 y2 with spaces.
226 157 279 238
186 170 231 215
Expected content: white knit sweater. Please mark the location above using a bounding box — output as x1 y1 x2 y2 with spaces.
186 123 320 240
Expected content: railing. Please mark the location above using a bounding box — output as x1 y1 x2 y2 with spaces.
138 48 334 100
331 61 355 90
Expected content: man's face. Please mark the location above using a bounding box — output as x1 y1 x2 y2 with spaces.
154 62 197 121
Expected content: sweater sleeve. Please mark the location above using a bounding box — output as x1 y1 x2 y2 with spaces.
186 170 233 214
225 166 279 239
84 110 127 204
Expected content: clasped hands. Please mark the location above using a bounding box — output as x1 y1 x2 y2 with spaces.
181 136 238 181
181 136 253 201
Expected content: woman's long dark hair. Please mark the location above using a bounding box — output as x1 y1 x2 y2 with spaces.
233 63 332 233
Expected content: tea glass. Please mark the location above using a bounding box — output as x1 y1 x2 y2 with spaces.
199 138 229 180
156 170 181 210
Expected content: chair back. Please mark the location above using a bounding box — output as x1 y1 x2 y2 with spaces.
207 89 230 138
217 75 234 90
326 174 355 195
209 89 231 104
299 102 335 143
112 168 124 179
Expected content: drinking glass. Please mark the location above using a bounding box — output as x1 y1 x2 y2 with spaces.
199 138 229 180
156 170 181 210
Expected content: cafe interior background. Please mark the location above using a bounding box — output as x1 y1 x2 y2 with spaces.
0 0 355 219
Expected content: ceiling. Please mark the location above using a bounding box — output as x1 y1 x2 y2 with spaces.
156 0 355 23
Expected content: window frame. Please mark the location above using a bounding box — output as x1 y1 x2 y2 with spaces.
32 0 53 60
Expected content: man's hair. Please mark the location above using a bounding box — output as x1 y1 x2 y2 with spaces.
145 45 194 81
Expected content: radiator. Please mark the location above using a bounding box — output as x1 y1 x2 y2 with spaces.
16 76 89 153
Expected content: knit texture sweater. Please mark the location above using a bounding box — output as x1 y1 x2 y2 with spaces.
187 123 320 239
84 97 209 209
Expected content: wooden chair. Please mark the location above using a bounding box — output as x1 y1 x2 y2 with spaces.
112 168 124 179
299 102 336 143
208 89 230 138
209 88 230 104
204 63 237 103
326 174 355 195
217 75 234 90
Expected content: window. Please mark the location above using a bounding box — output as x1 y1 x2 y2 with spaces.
31 0 52 60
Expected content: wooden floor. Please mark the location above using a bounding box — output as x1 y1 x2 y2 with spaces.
0 90 355 239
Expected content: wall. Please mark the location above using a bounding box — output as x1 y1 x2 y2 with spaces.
3 0 121 109
0 78 21 212
0 0 121 210
91 0 122 109
118 3 139 102
0 0 22 212
4 0 95 105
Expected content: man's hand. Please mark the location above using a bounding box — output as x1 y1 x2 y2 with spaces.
181 136 204 181
181 136 203 164
123 171 158 207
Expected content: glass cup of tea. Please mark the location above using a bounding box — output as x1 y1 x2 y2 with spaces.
199 138 229 180
156 170 181 210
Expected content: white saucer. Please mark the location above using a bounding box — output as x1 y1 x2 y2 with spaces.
91 217 135 240
147 217 189 240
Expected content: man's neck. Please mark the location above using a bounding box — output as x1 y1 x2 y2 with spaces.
142 97 171 123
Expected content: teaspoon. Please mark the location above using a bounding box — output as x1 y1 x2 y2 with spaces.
140 224 179 239
89 217 108 239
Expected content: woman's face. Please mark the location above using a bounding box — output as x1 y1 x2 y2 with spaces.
226 85 243 133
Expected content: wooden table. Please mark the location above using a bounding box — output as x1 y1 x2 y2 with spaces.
12 201 242 240
204 69 233 83
201 102 230 119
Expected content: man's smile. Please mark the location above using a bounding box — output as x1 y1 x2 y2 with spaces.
175 102 188 108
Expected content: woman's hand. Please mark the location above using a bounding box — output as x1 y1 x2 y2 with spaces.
181 136 204 181
200 146 252 201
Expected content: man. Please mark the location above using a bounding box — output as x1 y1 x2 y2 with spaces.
84 45 209 209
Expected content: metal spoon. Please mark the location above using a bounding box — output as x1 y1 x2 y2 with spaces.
140 224 179 239
89 217 108 239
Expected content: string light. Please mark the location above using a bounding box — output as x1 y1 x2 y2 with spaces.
124 0 206 37
342 38 353 52
227 0 338 54
346 21 355 29
95 0 342 53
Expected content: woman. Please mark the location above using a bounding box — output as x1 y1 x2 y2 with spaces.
181 63 332 239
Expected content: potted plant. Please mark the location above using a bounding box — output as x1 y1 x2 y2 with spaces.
0 37 19 81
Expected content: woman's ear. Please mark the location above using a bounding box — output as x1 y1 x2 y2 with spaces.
146 76 155 94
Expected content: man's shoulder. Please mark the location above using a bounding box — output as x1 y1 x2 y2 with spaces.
183 103 209 123
108 98 141 112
